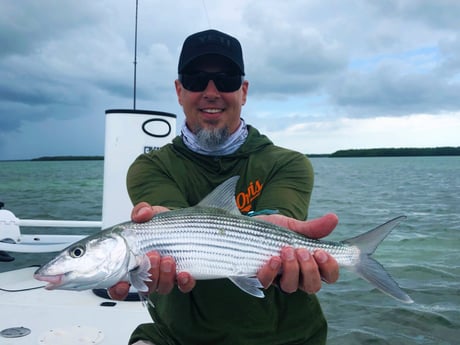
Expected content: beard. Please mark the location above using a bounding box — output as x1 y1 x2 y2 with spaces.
194 126 230 149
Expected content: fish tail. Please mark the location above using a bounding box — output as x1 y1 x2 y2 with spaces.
343 216 413 303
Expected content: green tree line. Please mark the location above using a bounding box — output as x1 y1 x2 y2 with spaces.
330 147 460 157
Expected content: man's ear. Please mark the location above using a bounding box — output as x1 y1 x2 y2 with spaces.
175 79 183 105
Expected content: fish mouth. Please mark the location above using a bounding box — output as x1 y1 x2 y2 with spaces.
34 273 65 290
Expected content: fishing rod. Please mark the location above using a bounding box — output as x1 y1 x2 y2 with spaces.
133 0 139 110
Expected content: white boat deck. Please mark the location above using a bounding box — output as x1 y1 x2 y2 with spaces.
0 267 151 344
0 109 177 344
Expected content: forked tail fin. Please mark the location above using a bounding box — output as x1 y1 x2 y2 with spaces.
343 216 414 304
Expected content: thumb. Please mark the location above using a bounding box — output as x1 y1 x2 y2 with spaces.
299 213 338 239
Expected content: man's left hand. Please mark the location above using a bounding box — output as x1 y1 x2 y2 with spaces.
256 213 340 294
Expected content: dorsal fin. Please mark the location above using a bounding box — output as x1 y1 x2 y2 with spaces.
197 176 241 215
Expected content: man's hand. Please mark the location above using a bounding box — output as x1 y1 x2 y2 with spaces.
256 213 340 294
108 203 195 301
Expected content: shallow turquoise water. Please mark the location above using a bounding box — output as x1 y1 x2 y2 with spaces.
1 157 459 344
309 156 460 344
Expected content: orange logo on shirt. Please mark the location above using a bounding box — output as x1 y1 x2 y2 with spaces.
236 180 263 213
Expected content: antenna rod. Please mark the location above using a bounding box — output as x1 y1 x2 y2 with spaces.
133 0 139 109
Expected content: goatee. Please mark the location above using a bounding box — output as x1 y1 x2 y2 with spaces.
194 126 230 149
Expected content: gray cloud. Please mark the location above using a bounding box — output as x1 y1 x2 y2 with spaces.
240 0 460 118
328 66 460 116
0 1 102 57
0 0 459 159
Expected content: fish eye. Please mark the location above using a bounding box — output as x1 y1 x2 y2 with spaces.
69 245 86 258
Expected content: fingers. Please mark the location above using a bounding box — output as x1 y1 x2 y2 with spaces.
296 248 322 294
144 251 161 293
143 252 196 295
257 256 282 288
300 213 339 239
177 272 196 293
107 281 130 300
279 247 300 293
109 251 196 299
131 202 155 222
110 204 188 299
156 256 176 294
131 202 170 223
147 252 196 294
275 247 339 295
314 250 339 284
107 252 164 299
255 213 339 239
145 252 176 295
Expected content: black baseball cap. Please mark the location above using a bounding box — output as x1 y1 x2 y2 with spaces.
178 29 245 75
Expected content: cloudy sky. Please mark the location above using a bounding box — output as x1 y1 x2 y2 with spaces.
1 0 459 160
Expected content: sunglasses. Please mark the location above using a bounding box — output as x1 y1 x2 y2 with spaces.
179 72 244 92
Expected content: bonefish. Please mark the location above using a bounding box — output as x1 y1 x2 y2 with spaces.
35 176 413 303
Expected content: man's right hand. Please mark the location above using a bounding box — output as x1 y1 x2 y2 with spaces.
107 203 196 301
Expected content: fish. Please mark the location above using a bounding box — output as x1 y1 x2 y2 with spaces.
34 176 413 303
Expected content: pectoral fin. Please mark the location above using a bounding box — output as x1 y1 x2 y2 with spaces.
129 255 151 292
229 276 265 298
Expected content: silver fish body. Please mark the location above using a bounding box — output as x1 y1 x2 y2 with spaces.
35 176 413 303
124 206 358 279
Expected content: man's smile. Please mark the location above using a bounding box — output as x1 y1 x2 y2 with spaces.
200 108 224 114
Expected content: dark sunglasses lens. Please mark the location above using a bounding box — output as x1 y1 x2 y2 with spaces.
180 73 242 92
180 74 208 91
213 75 243 92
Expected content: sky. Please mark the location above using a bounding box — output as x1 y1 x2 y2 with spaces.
1 0 459 160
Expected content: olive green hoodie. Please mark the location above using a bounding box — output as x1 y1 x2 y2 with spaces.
127 126 327 345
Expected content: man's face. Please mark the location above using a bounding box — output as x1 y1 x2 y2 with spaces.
175 57 248 140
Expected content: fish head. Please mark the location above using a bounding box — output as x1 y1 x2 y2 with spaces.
34 230 131 290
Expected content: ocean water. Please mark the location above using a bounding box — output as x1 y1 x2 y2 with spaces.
0 160 103 270
1 157 459 344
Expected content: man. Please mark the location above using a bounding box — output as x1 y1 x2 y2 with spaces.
110 29 339 345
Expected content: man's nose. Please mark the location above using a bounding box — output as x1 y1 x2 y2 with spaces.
203 80 220 97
